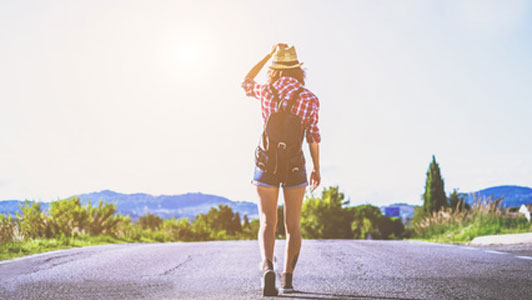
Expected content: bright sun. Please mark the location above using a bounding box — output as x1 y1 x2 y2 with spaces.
177 43 200 65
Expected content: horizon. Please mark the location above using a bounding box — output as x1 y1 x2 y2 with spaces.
2 184 532 208
1 1 532 207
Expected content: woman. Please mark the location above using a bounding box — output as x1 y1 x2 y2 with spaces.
241 44 321 296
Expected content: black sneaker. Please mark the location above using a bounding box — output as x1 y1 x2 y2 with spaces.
279 272 295 294
261 259 278 296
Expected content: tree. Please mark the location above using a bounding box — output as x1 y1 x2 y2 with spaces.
1 214 16 243
48 196 89 238
17 200 48 239
138 212 163 231
448 189 470 212
301 186 352 239
86 200 120 236
205 204 238 234
241 215 259 239
376 217 405 239
348 205 404 239
243 215 250 229
349 205 381 239
276 204 285 238
162 218 194 241
192 213 211 241
231 212 242 234
422 155 448 213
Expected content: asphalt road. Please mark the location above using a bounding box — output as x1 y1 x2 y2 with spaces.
1 240 531 300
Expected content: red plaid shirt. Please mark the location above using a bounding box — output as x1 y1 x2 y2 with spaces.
241 76 321 144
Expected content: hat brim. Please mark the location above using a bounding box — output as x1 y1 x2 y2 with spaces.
268 62 303 70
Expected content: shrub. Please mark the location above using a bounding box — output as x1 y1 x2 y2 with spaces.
17 200 48 239
409 195 530 242
191 214 211 241
349 205 405 239
48 196 89 238
0 214 16 243
86 200 120 236
138 213 163 231
161 218 194 241
301 186 352 239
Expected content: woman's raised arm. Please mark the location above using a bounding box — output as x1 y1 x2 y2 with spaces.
244 44 287 80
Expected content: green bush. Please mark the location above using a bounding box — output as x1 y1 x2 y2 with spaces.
138 213 163 231
349 205 405 239
409 196 531 243
191 214 211 241
204 204 243 235
349 205 381 239
161 218 194 241
301 186 352 239
48 196 89 238
0 214 16 243
17 200 48 239
301 187 404 240
86 200 120 236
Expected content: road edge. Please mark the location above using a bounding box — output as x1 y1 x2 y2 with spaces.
470 232 532 246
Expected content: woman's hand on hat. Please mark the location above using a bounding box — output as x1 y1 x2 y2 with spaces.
269 43 288 57
269 44 278 57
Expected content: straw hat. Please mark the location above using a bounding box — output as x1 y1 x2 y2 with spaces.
269 45 303 70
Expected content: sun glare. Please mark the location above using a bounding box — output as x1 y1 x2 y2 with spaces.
177 43 200 65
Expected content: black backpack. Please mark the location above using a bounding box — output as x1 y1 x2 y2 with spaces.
255 85 306 182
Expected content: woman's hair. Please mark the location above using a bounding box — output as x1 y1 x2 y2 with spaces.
268 67 306 86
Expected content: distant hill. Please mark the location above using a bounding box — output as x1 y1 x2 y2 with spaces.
0 190 258 221
0 200 50 216
377 186 532 219
464 185 532 208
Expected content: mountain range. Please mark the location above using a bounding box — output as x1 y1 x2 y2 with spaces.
1 185 531 221
0 190 258 221
463 185 532 208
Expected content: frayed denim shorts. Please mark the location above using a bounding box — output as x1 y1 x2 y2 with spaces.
251 166 308 189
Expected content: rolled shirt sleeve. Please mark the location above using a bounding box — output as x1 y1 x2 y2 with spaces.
306 101 321 143
241 77 263 100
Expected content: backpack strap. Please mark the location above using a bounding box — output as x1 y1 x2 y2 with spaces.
271 85 304 112
279 87 304 112
270 84 280 103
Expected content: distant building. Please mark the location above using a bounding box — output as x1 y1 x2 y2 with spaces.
384 207 400 217
380 204 415 224
519 204 532 221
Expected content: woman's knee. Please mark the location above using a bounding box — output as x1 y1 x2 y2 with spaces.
284 222 301 236
260 212 277 229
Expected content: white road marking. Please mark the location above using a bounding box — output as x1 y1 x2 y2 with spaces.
516 256 532 261
461 246 478 250
484 250 507 255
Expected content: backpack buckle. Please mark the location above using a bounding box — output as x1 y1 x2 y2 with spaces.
277 142 286 149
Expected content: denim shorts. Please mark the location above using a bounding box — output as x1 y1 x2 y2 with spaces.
251 165 308 189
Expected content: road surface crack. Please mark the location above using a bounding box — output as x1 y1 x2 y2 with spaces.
160 255 191 276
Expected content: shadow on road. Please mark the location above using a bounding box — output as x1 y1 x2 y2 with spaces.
276 290 417 300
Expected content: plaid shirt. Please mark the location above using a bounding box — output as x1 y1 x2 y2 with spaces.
241 76 321 143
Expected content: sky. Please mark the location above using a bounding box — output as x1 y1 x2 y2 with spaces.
1 0 531 206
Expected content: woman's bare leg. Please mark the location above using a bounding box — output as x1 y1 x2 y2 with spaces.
282 186 306 273
257 186 280 264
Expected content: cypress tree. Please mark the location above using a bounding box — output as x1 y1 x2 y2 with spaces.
232 212 242 233
243 215 250 229
422 155 448 213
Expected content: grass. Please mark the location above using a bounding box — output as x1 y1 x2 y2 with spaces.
0 235 139 261
412 222 531 244
408 197 532 244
